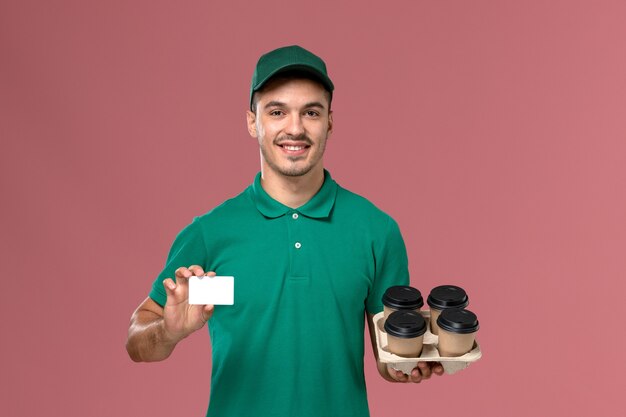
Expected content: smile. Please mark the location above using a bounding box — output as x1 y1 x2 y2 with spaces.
277 142 311 155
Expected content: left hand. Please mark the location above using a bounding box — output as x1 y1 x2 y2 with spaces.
387 361 444 383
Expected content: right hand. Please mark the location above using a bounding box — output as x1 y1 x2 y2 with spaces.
161 265 215 343
386 361 444 383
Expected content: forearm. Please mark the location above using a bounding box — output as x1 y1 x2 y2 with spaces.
126 310 178 362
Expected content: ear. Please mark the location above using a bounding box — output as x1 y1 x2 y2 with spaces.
246 110 258 138
327 110 333 136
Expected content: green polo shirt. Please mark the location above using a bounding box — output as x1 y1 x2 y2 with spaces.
149 170 409 417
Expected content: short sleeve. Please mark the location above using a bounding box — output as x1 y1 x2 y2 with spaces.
148 218 208 307
365 217 410 314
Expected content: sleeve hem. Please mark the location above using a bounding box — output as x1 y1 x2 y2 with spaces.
149 291 166 308
366 304 384 315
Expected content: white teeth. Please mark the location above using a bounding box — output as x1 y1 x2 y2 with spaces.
284 146 304 151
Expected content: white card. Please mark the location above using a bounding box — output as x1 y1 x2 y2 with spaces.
188 276 234 305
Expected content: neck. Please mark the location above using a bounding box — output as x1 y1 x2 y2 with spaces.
260 165 325 209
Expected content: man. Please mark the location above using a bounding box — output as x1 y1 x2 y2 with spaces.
126 45 443 417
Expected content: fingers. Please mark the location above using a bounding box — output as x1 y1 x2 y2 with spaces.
170 266 213 286
410 362 444 383
188 265 206 277
409 368 422 383
174 266 192 287
162 278 176 296
417 362 432 379
387 365 409 383
163 266 217 307
409 363 429 383
165 266 214 304
387 362 444 384
432 362 445 375
175 265 206 282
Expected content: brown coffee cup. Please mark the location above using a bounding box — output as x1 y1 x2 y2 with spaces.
436 308 479 357
426 285 469 334
383 310 427 357
382 286 424 319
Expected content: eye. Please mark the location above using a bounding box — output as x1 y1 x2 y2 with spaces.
305 110 320 117
269 110 284 116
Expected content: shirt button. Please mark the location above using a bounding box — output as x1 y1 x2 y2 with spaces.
294 242 302 249
292 213 299 219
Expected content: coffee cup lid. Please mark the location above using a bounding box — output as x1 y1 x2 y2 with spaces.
384 310 427 338
382 286 424 310
427 285 469 310
436 308 479 334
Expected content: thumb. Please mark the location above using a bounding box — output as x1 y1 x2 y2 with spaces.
202 304 215 322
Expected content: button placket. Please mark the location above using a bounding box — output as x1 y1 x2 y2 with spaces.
286 211 307 278
293 212 302 250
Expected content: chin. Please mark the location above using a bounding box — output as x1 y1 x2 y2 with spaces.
278 167 313 177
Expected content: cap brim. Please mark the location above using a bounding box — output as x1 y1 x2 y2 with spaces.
253 63 334 93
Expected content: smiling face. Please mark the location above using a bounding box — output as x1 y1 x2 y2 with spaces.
247 77 333 179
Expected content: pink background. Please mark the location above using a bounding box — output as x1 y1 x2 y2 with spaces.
2 1 625 416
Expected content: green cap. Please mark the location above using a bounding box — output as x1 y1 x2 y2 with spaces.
250 45 334 108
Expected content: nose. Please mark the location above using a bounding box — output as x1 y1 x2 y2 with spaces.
284 113 304 137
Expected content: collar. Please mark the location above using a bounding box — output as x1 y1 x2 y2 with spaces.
250 170 337 219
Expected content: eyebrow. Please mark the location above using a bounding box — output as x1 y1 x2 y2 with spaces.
304 101 326 109
263 101 326 110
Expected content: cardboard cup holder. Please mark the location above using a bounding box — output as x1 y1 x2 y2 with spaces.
374 310 482 375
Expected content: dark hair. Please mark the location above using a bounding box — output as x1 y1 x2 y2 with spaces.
250 69 333 113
